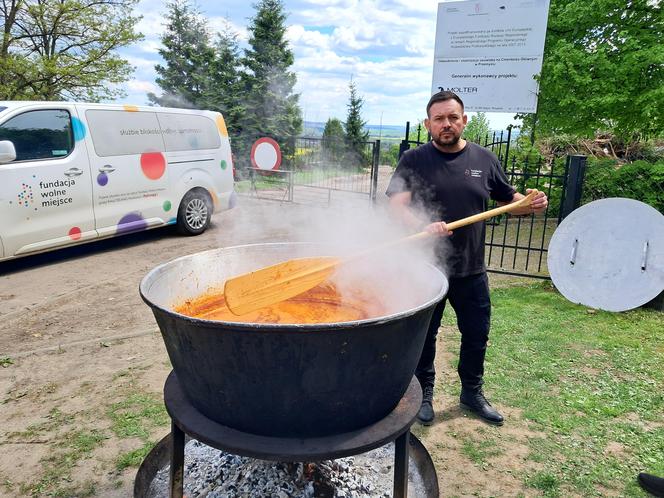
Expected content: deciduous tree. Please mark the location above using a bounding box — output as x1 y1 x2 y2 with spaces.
526 0 663 140
463 112 491 144
322 117 345 161
0 0 142 101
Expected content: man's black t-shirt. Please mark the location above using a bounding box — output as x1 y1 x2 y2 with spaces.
386 141 515 278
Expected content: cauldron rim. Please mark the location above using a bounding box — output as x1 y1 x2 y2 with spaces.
140 243 448 331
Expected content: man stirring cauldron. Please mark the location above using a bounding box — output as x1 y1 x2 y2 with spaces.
386 91 548 425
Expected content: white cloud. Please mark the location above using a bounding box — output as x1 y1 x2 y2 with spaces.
122 54 159 74
287 25 332 50
208 16 249 43
117 0 519 129
126 80 159 93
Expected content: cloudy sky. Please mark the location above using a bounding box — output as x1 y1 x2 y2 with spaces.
117 0 519 129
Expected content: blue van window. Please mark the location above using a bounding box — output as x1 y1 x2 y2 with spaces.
85 109 164 157
0 109 73 161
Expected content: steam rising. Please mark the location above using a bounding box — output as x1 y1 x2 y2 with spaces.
217 195 451 319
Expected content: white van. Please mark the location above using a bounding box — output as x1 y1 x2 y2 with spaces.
0 101 236 262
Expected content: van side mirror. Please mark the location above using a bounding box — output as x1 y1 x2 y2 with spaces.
0 140 16 164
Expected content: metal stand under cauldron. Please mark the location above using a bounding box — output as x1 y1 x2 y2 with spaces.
134 371 439 498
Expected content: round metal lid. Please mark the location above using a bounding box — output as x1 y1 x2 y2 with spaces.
548 198 664 312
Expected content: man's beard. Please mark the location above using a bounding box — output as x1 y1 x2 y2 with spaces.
432 130 461 148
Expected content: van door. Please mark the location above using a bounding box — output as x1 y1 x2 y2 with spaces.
82 108 171 236
0 106 96 257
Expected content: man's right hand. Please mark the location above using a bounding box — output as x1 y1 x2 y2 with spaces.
424 221 453 236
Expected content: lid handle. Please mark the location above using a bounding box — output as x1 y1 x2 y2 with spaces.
641 241 649 272
570 239 578 266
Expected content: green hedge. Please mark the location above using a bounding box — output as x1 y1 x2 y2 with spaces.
583 159 664 213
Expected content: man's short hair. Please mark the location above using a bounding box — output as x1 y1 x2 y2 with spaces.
426 91 465 116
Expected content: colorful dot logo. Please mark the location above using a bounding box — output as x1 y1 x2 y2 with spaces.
116 212 148 235
207 189 218 208
163 200 172 212
216 115 228 137
72 117 86 141
140 152 166 180
69 227 82 240
220 159 227 170
17 183 34 207
97 172 108 186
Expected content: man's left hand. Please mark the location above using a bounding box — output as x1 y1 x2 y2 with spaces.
527 188 548 214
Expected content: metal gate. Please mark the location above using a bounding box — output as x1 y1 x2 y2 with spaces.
235 135 380 206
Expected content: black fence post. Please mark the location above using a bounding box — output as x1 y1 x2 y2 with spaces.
503 125 512 169
398 140 409 160
560 155 587 219
398 121 411 160
371 140 380 202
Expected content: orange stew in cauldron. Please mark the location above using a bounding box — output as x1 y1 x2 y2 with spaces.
174 282 387 324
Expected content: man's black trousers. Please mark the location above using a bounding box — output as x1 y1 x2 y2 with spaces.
415 272 491 392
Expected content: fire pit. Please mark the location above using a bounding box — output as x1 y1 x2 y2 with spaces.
134 371 440 498
140 243 448 439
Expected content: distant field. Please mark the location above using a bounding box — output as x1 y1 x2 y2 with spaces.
303 121 405 139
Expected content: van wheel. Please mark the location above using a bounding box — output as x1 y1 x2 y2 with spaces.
177 190 212 235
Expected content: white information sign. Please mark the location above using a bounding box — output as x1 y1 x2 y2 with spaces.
432 0 550 113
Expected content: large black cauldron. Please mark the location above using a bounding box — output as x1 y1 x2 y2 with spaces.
140 243 448 438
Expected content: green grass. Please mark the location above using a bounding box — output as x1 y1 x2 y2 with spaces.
0 356 13 368
442 280 663 496
459 433 503 467
235 174 289 192
115 441 160 471
108 392 170 470
6 407 73 441
5 369 171 496
235 167 369 192
22 429 106 497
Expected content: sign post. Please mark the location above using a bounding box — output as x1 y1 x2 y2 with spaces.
432 0 550 113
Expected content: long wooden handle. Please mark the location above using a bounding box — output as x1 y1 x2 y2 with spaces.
355 190 540 257
447 189 538 230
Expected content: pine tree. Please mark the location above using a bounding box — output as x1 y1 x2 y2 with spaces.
240 0 302 139
203 21 244 134
343 80 370 168
148 0 215 108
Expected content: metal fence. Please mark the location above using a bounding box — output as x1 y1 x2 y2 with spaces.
396 124 585 279
234 135 380 206
398 121 513 169
484 155 580 278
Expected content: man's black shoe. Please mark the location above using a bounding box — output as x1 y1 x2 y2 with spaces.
460 389 504 426
416 385 435 425
638 473 664 497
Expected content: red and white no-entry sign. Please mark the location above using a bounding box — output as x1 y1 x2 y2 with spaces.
250 137 282 171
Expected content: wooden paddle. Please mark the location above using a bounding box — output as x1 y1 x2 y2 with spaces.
224 190 540 315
